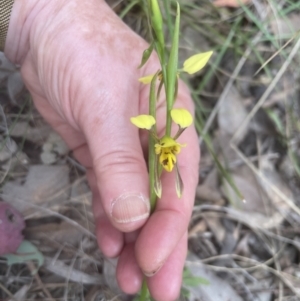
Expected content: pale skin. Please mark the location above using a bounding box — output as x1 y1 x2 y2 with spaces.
5 0 200 300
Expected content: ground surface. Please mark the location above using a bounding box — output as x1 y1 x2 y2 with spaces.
1 0 300 300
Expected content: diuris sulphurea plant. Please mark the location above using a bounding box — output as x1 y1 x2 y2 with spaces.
131 1 212 300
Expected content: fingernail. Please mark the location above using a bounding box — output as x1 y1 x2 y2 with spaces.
143 265 163 277
111 193 150 223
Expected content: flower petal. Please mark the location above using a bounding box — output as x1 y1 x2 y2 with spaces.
183 51 213 74
171 108 193 128
159 149 176 172
138 74 155 84
159 136 178 147
130 115 156 130
160 136 186 149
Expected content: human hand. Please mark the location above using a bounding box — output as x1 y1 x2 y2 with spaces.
5 0 199 300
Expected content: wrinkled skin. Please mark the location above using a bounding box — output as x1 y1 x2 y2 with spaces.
5 0 200 300
0 202 25 255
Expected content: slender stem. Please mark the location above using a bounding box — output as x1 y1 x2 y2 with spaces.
173 126 185 140
165 107 172 136
138 2 177 301
160 65 172 137
139 279 149 301
165 4 180 136
149 72 159 212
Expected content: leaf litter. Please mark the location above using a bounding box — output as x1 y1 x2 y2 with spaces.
2 1 300 301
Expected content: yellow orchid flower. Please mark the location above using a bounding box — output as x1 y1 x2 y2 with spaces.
182 51 213 74
130 115 156 130
130 108 192 197
171 108 193 128
138 74 155 84
138 51 213 84
154 136 186 172
138 72 163 85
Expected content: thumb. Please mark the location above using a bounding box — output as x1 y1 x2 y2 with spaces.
79 94 150 233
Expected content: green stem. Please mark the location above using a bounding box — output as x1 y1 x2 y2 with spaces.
139 65 159 301
149 72 159 212
165 3 180 136
160 65 172 137
165 106 172 136
139 279 149 301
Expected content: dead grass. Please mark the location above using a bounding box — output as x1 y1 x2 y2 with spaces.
1 0 300 300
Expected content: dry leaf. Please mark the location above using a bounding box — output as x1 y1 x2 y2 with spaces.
7 72 24 105
0 202 25 255
44 257 104 285
0 138 18 162
185 254 243 301
0 52 16 82
40 152 57 165
270 13 300 37
8 285 30 301
189 219 207 237
103 258 123 295
258 157 292 216
40 131 69 164
204 216 226 244
196 168 225 205
196 184 224 204
25 221 85 247
222 165 266 211
218 87 248 139
1 165 70 214
10 121 51 144
222 165 286 228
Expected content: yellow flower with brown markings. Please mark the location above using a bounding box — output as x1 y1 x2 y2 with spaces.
130 108 193 198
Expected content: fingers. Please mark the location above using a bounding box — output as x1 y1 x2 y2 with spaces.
87 170 124 258
116 233 188 299
94 196 124 258
114 79 198 298
147 233 188 301
135 103 199 276
116 242 144 294
79 86 151 234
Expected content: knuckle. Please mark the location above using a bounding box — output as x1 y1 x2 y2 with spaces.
93 147 146 179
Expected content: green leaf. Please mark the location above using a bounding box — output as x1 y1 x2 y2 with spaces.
154 154 162 198
166 2 180 109
175 163 183 198
185 276 210 286
3 240 44 275
183 268 210 287
139 42 154 69
180 287 190 298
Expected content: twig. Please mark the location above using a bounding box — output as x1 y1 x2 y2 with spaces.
186 254 300 297
27 261 55 301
